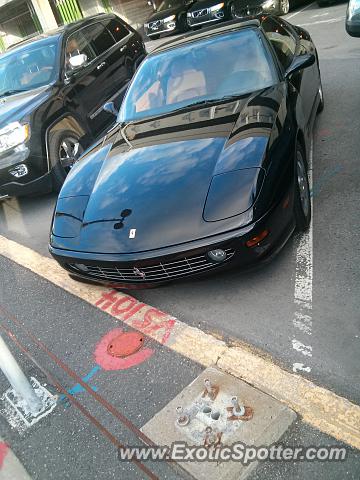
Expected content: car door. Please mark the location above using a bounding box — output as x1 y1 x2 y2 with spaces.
261 17 317 125
63 22 116 137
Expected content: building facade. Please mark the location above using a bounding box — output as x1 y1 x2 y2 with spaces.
0 0 154 51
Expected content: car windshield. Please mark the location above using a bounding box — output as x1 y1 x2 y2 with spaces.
157 0 184 11
0 38 59 97
120 29 276 122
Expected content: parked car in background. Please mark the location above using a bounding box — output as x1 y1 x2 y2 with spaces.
50 17 324 289
232 0 304 17
186 0 233 29
346 0 360 36
144 0 194 39
0 13 145 198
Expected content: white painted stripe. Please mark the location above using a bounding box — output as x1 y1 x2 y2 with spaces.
293 363 311 373
299 16 345 27
292 140 313 371
292 339 313 357
293 311 312 335
286 1 315 20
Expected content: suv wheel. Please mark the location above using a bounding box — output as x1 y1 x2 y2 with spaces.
279 0 290 15
293 143 311 231
49 129 84 192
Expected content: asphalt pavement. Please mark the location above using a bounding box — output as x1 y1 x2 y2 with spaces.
0 2 359 478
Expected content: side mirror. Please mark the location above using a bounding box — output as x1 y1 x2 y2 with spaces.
346 0 360 37
69 53 88 69
103 102 119 117
285 53 315 78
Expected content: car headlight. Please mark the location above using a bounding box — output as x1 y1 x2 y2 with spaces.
210 2 224 11
0 122 30 154
163 14 176 22
262 0 275 8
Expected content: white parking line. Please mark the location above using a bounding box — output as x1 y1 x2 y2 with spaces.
292 141 313 373
286 2 315 20
299 16 345 27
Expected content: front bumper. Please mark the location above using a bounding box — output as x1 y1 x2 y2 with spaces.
187 8 226 27
0 150 52 197
49 192 295 288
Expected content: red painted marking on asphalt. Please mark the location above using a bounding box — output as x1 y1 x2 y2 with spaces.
315 128 332 137
95 328 154 371
95 290 175 345
0 442 9 469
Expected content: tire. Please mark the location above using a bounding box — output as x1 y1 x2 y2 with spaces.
317 78 324 113
317 0 328 6
150 34 160 40
293 143 311 231
278 0 290 15
48 129 84 192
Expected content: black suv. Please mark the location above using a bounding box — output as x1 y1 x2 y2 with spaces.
0 13 145 198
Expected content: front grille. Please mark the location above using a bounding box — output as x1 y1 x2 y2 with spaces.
191 8 209 18
68 249 235 283
234 6 262 17
148 19 164 30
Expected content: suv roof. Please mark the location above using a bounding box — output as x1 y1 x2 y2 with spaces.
5 13 119 52
151 18 261 55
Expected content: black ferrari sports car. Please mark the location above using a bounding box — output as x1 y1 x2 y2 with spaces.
49 16 323 288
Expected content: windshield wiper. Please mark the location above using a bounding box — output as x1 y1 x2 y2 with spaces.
0 89 28 98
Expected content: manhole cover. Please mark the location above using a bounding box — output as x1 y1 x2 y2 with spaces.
107 332 144 357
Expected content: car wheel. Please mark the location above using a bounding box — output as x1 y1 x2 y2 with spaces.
317 79 324 113
279 0 290 15
48 129 84 192
150 34 160 40
317 0 328 6
293 143 311 231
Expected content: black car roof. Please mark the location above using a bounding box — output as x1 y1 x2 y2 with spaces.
151 18 261 55
5 13 119 52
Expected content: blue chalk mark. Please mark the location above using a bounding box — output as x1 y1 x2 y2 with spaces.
61 365 102 405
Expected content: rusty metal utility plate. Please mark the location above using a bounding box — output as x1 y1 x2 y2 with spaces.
107 331 144 357
141 366 296 480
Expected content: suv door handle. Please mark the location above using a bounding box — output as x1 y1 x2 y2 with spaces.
96 61 107 70
120 45 127 53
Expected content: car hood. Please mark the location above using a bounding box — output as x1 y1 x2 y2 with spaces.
55 84 287 254
146 6 184 22
0 85 52 128
187 0 227 10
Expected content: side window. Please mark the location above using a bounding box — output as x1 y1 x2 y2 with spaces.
105 18 130 43
65 30 97 72
82 23 115 56
262 17 296 70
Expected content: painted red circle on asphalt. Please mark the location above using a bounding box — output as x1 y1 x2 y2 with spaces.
94 328 154 371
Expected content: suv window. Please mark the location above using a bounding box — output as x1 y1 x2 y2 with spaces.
104 18 130 43
65 29 97 72
262 17 297 70
83 23 115 55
